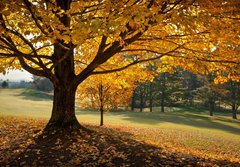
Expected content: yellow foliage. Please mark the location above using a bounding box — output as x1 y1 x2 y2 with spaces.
0 0 239 85
77 59 153 111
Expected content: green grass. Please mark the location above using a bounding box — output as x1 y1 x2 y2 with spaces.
0 88 239 135
17 89 53 101
0 89 52 118
0 88 240 161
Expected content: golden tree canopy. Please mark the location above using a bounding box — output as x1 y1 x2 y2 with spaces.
0 0 239 85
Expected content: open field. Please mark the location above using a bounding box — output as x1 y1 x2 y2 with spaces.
0 89 240 165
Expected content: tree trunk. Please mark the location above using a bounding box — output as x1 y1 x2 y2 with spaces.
46 85 81 130
161 73 166 112
161 100 164 112
44 0 82 130
140 90 144 112
131 90 136 111
149 82 153 112
149 98 153 112
209 100 214 116
231 82 238 119
99 84 104 126
100 106 104 126
232 105 237 119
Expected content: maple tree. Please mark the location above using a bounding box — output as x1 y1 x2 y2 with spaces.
0 0 239 130
77 62 152 126
195 73 226 116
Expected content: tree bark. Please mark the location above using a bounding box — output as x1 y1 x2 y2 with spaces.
131 90 136 111
46 85 81 130
44 40 80 130
149 82 153 112
231 82 238 119
100 107 104 126
209 100 214 116
140 89 144 112
232 105 237 119
99 84 104 126
43 0 83 130
161 73 166 112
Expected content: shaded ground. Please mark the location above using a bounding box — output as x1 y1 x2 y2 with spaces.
0 116 239 166
16 89 53 101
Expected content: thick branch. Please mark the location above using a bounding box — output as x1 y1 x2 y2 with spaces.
18 57 47 77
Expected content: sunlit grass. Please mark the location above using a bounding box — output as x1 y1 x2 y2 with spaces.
0 89 239 134
0 88 239 162
0 89 51 118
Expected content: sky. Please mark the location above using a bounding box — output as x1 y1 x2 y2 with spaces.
0 70 32 81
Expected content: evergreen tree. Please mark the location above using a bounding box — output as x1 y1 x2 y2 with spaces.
223 81 240 119
1 81 8 88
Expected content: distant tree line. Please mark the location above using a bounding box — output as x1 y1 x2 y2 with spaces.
130 69 239 119
0 80 31 89
0 76 54 92
32 76 53 92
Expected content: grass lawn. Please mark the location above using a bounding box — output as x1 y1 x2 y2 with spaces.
0 88 240 165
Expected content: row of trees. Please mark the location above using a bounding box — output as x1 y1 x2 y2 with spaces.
131 70 239 119
77 67 239 126
0 80 31 88
1 77 52 90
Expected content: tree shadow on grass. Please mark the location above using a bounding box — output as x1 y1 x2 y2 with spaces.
120 112 240 135
15 89 53 101
3 126 239 167
78 110 240 136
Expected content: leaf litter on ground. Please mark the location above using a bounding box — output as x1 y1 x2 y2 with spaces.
0 116 239 166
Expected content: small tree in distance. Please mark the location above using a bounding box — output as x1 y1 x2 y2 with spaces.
1 81 9 88
78 63 152 126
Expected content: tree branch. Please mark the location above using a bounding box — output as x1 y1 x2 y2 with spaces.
92 44 185 75
18 57 47 77
23 0 49 35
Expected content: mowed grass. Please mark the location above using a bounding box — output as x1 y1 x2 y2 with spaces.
0 89 51 118
0 88 240 162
